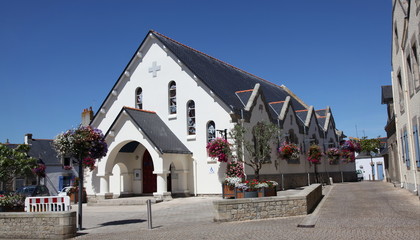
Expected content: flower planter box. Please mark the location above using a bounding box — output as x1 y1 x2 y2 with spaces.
222 184 237 199
0 206 24 212
236 190 258 198
258 187 277 197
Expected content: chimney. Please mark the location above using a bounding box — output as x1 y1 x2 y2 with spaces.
25 133 33 144
81 107 94 127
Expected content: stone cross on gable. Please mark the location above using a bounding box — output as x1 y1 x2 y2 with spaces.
148 61 161 77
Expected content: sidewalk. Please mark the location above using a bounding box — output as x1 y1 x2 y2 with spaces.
73 182 420 240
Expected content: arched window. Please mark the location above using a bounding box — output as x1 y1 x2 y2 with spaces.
187 100 196 135
136 87 143 109
207 121 216 142
168 81 176 114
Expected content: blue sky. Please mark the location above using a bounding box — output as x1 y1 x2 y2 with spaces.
0 0 391 143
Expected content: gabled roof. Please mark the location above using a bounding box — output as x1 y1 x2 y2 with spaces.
2 140 61 165
295 109 309 124
152 31 307 118
28 139 61 165
106 107 191 155
269 101 285 116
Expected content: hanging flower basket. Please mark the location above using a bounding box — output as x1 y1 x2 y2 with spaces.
206 138 231 162
340 149 355 163
53 125 108 169
341 140 361 153
307 145 322 164
326 148 340 164
32 163 46 178
278 142 300 160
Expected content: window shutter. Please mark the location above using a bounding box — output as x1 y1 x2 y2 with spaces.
58 176 64 191
404 131 410 167
414 125 420 168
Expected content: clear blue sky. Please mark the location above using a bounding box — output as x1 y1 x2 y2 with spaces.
0 0 391 143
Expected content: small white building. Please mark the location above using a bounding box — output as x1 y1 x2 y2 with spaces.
355 153 386 181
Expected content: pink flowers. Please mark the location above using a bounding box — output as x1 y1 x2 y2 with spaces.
206 138 231 162
226 162 244 178
32 163 46 178
307 145 322 164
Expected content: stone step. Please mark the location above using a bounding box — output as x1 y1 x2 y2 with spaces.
86 196 160 206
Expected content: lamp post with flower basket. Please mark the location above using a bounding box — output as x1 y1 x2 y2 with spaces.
307 144 323 183
53 125 108 230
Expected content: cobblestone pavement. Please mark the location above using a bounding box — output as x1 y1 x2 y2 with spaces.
73 182 420 240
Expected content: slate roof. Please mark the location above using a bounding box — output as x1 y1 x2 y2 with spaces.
317 116 326 130
268 101 285 116
2 140 61 165
109 107 191 154
152 31 307 119
295 109 309 124
28 139 61 165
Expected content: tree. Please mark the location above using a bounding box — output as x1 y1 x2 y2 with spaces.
230 121 279 180
359 137 381 180
0 144 37 190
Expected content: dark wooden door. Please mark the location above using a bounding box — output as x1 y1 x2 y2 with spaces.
142 150 157 193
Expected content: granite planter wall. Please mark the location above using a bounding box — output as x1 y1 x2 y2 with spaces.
0 211 77 239
213 184 322 222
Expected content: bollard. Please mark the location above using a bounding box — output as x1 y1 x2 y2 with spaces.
146 199 152 229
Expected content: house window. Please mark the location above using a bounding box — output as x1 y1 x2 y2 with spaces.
394 24 399 54
168 81 177 114
207 121 216 143
411 43 420 92
406 52 414 96
136 87 143 109
187 100 196 135
397 72 404 114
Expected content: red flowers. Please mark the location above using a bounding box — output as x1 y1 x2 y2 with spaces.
206 138 231 162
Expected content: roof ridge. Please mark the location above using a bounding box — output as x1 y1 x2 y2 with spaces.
123 106 156 114
151 31 285 91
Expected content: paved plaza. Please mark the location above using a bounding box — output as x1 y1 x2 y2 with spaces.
73 182 420 240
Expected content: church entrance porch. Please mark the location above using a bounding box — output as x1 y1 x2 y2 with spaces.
89 107 192 201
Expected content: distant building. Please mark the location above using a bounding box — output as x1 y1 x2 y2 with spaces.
355 137 388 181
389 0 420 195
0 134 79 194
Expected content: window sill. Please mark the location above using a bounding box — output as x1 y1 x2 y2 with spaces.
168 114 177 120
187 135 196 141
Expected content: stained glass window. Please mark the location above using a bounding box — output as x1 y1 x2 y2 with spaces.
169 81 176 114
187 100 196 135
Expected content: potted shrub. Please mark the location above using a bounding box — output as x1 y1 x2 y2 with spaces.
222 161 244 199
236 179 260 198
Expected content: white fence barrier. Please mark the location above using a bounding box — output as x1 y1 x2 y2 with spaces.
25 196 71 212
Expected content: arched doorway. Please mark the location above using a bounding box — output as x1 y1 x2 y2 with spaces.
142 150 157 193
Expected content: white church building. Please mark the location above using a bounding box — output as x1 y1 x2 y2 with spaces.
85 31 354 200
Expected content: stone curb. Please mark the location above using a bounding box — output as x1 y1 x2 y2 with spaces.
297 185 333 228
